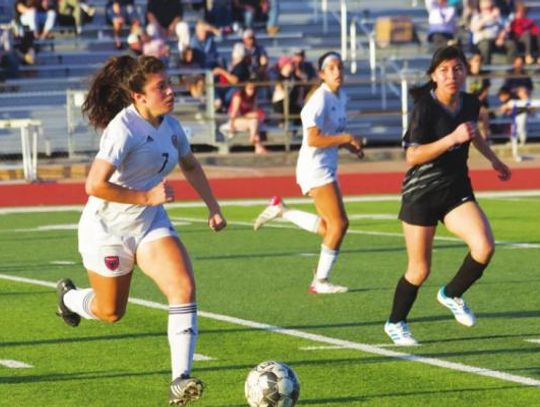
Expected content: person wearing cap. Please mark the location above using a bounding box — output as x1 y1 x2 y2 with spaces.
271 55 303 127
253 51 365 294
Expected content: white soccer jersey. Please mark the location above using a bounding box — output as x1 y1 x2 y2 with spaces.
296 82 347 194
81 104 191 237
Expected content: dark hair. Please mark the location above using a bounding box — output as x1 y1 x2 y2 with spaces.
82 55 166 129
409 46 468 103
317 51 342 71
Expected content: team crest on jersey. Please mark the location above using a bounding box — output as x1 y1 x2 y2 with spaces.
104 256 120 271
171 134 178 148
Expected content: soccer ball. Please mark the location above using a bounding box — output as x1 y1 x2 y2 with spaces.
244 360 300 407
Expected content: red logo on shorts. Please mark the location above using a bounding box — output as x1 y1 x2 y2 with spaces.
104 256 120 271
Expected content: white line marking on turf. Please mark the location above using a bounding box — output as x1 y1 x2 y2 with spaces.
50 261 76 265
0 359 33 368
194 354 215 361
525 339 540 344
1 273 539 387
0 190 539 215
300 346 347 350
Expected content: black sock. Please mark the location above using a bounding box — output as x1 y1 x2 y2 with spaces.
444 253 487 298
388 276 420 323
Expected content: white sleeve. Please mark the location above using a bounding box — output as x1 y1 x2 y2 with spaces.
95 123 133 168
301 91 325 129
171 119 192 159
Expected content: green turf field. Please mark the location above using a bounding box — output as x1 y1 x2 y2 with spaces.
1 193 539 406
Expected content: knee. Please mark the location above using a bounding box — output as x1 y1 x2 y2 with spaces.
405 263 431 286
96 306 126 323
471 240 495 264
327 217 348 237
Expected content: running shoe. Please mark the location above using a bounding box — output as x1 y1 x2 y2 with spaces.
437 287 476 327
384 321 418 346
169 375 204 405
308 280 348 294
56 279 81 327
253 196 284 231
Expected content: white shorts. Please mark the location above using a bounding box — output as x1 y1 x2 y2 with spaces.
78 206 178 277
297 172 336 195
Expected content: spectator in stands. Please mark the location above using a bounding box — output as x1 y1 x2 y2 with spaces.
242 28 268 76
176 46 203 69
272 55 303 126
292 49 317 82
106 0 140 49
212 42 251 109
12 1 37 64
222 77 268 154
61 54 225 406
57 0 95 35
497 84 529 160
189 19 221 68
502 54 533 94
205 0 234 33
0 27 20 79
233 0 259 30
470 0 517 64
145 0 189 52
266 0 279 35
15 0 56 40
253 51 365 294
426 0 458 50
507 2 540 65
467 52 491 139
126 19 169 62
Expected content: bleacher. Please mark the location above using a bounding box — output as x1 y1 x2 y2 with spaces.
1 0 539 174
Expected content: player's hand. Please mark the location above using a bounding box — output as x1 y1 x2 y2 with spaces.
450 122 476 145
208 210 227 232
492 159 511 181
146 180 175 206
344 134 365 159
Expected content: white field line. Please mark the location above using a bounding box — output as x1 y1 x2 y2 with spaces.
0 190 539 215
0 359 33 368
525 339 540 344
0 273 539 387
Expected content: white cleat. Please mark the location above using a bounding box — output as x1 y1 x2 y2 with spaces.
253 196 284 231
437 287 476 327
308 280 348 294
384 321 418 346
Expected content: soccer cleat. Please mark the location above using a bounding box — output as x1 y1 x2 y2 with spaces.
56 279 81 327
253 196 284 231
308 280 348 294
437 287 476 327
169 375 204 405
384 321 418 346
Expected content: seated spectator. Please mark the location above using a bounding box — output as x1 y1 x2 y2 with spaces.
467 52 492 139
271 55 304 126
497 85 530 160
206 0 234 32
57 0 95 35
242 28 268 79
127 19 144 55
15 0 56 40
106 0 139 49
146 0 189 52
0 28 20 79
126 19 169 61
426 0 458 50
266 0 280 35
507 2 540 65
470 0 517 64
292 48 317 83
222 78 268 154
503 55 533 94
233 0 259 30
189 19 221 68
212 42 251 109
176 46 203 70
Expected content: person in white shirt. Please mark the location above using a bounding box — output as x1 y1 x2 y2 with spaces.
253 51 364 294
55 55 226 405
426 0 458 50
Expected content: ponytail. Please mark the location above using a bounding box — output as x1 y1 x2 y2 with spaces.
82 55 166 129
409 80 435 104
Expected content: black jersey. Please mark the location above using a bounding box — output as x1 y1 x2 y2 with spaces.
401 91 480 202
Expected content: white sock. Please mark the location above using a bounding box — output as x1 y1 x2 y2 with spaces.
64 288 97 320
282 209 320 233
315 245 339 281
168 303 198 380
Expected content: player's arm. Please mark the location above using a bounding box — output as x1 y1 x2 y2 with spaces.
405 122 475 166
472 132 511 181
179 153 226 231
307 126 363 150
85 158 173 205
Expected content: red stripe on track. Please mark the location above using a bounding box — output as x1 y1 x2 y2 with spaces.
1 168 539 207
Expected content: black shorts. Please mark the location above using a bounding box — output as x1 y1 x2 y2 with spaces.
398 181 476 226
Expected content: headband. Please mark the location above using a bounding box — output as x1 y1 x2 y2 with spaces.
320 53 342 70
